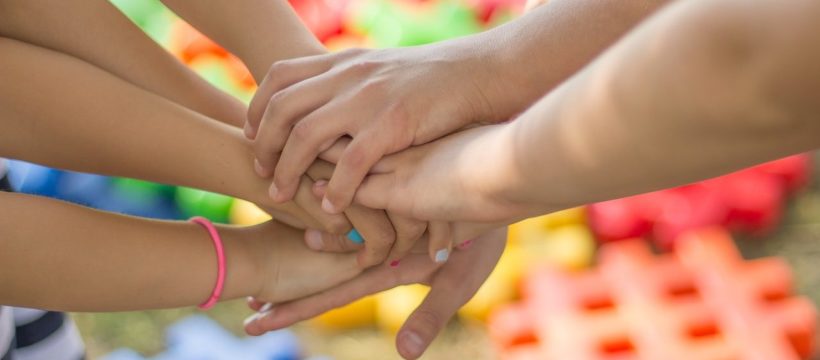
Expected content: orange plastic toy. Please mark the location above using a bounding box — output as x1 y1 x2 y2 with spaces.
489 228 816 360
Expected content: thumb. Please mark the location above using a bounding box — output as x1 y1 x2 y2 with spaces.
395 283 464 360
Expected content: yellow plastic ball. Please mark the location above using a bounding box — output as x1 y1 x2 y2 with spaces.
229 199 271 225
375 284 429 334
312 295 377 330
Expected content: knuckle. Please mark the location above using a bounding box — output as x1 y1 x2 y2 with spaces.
268 60 292 76
342 144 371 171
359 78 387 96
412 308 445 331
325 217 351 235
291 120 315 142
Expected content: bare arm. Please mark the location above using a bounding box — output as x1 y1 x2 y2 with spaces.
0 0 246 126
0 191 359 311
0 37 338 230
159 0 324 80
353 0 820 223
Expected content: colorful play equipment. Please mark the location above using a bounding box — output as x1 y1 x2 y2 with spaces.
489 228 817 360
587 154 812 250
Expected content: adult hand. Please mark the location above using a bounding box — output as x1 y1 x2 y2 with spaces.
244 227 507 360
326 123 541 224
246 41 515 215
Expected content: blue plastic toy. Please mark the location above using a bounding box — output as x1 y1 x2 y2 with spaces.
100 315 321 360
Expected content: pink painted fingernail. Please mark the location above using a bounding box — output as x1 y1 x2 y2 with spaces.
389 260 401 268
457 239 475 250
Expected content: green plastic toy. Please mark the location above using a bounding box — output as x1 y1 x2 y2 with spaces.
175 187 235 224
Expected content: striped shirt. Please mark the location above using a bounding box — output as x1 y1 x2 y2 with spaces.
1 165 86 359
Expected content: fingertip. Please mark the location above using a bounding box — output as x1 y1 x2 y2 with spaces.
312 180 328 198
269 180 295 203
254 159 273 178
244 121 257 139
321 196 341 214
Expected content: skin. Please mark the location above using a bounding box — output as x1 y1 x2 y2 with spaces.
160 0 441 267
245 0 670 265
245 0 671 216
0 191 359 311
246 1 820 359
351 0 820 225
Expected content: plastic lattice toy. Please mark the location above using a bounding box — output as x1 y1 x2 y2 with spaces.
489 228 817 360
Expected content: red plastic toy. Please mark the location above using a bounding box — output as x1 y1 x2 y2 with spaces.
587 154 812 249
489 228 816 360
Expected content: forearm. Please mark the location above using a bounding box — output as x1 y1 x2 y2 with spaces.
0 38 310 219
0 0 246 127
467 0 669 119
160 0 325 80
0 191 258 311
492 0 820 216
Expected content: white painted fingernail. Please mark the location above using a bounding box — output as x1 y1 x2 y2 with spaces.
434 249 450 263
259 302 273 313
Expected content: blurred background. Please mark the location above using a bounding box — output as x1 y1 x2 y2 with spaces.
5 0 819 359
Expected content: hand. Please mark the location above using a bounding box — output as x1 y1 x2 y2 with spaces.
246 43 510 215
241 220 362 304
244 227 507 360
331 123 534 224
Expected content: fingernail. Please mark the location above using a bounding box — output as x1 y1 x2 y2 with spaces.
457 239 474 250
243 122 255 139
389 260 401 268
268 182 279 200
399 331 425 358
243 311 262 327
305 229 324 250
434 249 450 263
346 229 364 244
258 302 273 313
322 197 337 214
314 180 328 188
254 159 268 177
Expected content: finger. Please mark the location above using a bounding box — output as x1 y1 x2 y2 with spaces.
323 133 389 214
318 136 351 164
246 297 268 312
246 54 334 138
310 178 394 264
352 172 397 211
427 221 453 264
252 73 342 176
384 215 427 267
304 228 363 252
244 253 440 335
344 204 397 268
269 106 350 203
395 286 460 360
292 175 351 235
396 229 507 359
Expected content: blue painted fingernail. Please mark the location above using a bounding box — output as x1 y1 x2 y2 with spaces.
346 229 364 244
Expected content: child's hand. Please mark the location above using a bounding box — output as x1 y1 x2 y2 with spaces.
244 227 507 359
242 221 361 304
246 44 512 215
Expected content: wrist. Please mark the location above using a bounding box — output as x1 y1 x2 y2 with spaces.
219 226 265 300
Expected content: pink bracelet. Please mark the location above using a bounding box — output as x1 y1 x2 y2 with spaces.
189 216 226 310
